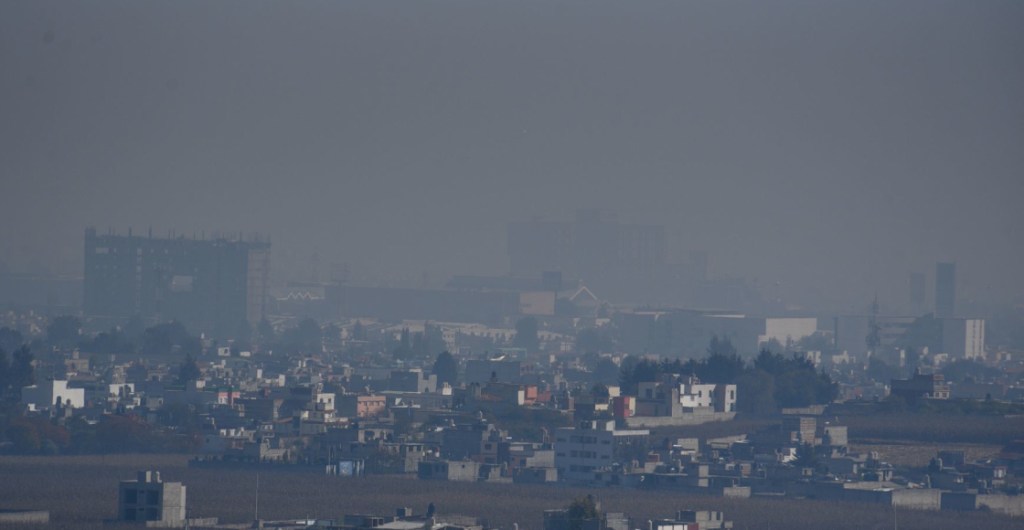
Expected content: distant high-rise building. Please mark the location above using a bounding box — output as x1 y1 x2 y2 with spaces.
83 228 270 337
935 262 956 317
941 318 985 360
909 272 926 314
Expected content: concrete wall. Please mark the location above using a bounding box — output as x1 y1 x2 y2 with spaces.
892 489 941 510
721 486 751 498
624 412 735 428
942 492 979 512
977 494 1024 516
446 461 481 482
513 467 558 484
0 510 50 524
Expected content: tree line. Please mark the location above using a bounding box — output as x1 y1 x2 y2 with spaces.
618 336 837 414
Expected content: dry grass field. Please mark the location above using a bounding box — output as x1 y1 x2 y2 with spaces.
0 455 1021 530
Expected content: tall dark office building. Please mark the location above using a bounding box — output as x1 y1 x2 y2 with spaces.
83 228 270 337
935 262 956 318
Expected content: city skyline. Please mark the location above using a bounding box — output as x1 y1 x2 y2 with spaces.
2 1 1022 314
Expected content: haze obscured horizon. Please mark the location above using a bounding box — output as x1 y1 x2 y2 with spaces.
2 0 1022 314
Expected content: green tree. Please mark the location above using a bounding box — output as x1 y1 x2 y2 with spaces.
10 345 34 391
735 369 777 415
697 337 745 384
793 442 819 468
513 317 540 352
577 327 612 354
178 353 201 384
295 318 323 353
123 315 147 344
46 315 81 349
751 349 837 407
796 332 833 353
942 359 1000 383
423 322 446 356
0 347 9 400
322 322 342 349
901 314 943 354
866 356 898 382
647 318 673 355
7 421 41 453
566 496 599 530
393 328 413 360
0 327 24 354
592 357 621 386
754 349 787 375
707 335 738 357
412 332 428 358
618 356 662 394
80 327 135 354
351 320 366 341
256 318 276 345
775 370 817 408
142 321 195 356
234 319 253 342
432 351 458 386
281 318 322 354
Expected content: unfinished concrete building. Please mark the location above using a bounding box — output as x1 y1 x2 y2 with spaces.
118 471 186 525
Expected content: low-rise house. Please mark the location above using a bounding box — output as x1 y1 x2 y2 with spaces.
337 393 388 419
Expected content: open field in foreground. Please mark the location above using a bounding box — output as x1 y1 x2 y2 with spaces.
0 455 1021 530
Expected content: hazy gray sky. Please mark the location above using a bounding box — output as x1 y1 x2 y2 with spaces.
2 1 1022 312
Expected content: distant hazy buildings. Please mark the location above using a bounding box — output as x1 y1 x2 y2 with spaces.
835 314 984 360
942 318 985 360
0 272 81 313
326 285 521 324
935 262 956 318
506 210 767 308
508 209 676 303
83 229 270 336
614 310 819 358
509 208 666 275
